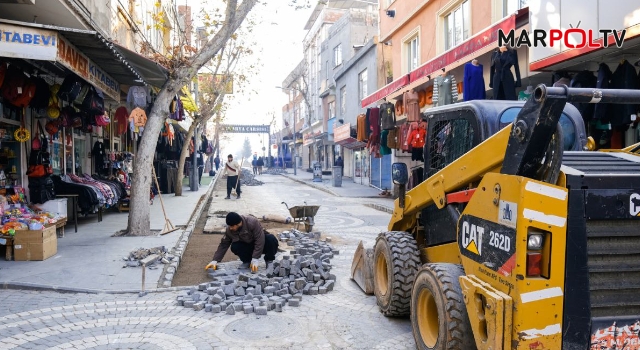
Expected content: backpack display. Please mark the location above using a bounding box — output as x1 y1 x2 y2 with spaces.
1 65 26 106
82 87 105 116
29 77 52 110
57 74 84 102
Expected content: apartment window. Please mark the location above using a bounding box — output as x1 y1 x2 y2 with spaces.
326 60 329 79
504 0 528 16
406 36 420 72
444 0 471 50
340 86 346 116
329 101 336 119
334 44 343 67
358 69 368 100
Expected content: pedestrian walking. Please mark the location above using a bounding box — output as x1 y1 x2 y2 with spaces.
257 156 264 175
222 154 242 199
205 212 279 272
252 158 258 175
214 155 220 171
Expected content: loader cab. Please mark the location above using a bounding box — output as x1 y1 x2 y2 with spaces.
420 100 587 247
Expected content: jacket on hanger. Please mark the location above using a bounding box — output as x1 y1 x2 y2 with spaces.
593 63 613 122
463 62 486 101
403 90 420 122
380 102 396 130
489 48 521 100
386 127 398 149
433 75 459 106
610 60 640 126
570 70 598 122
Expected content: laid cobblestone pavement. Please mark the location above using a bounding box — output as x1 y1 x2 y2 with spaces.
0 175 415 349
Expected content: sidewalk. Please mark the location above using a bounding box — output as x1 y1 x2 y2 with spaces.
279 169 395 213
0 177 214 293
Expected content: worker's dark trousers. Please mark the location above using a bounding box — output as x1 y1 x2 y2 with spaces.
230 234 279 263
226 175 241 197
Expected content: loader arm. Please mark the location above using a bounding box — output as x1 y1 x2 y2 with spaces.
389 85 640 232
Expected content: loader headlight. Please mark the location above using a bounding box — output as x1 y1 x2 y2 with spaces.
527 233 544 250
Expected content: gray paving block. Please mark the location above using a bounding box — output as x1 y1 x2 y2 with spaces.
206 287 218 295
288 299 300 307
226 304 236 315
254 285 262 295
325 281 335 291
282 294 292 301
193 302 205 311
319 286 327 294
244 293 254 301
313 274 321 282
184 300 195 308
238 273 250 282
233 303 244 311
275 303 282 312
205 304 213 312
243 305 254 314
212 304 222 313
199 283 209 291
234 287 246 296
245 287 255 295
176 297 184 306
211 295 223 304
264 286 275 294
255 306 268 315
309 287 319 295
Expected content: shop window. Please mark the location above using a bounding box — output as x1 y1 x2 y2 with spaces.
444 0 470 51
406 36 420 72
328 101 336 120
340 86 346 116
358 69 368 100
333 44 343 67
503 0 528 16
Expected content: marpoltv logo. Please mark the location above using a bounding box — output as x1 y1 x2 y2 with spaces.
498 22 627 49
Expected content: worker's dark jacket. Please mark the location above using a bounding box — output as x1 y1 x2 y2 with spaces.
212 215 265 261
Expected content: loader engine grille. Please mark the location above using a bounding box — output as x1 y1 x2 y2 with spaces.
587 220 640 317
427 118 474 177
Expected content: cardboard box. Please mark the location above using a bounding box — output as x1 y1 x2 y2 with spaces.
13 225 57 261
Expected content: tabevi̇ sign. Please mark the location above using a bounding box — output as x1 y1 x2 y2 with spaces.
220 124 270 133
0 23 58 61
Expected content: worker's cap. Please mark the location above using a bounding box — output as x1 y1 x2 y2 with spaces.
226 212 242 226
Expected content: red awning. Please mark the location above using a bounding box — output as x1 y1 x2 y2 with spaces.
409 14 517 83
361 74 410 108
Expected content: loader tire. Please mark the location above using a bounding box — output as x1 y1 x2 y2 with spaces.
373 231 420 316
411 263 475 350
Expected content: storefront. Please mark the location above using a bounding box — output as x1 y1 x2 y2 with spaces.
333 122 366 181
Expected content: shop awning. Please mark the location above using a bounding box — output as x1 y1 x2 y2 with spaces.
361 74 410 107
113 43 169 88
0 19 168 101
180 86 199 113
333 123 367 149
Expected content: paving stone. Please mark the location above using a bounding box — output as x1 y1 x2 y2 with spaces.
264 286 275 294
226 304 236 315
313 273 321 282
212 305 222 313
243 305 254 314
207 287 218 295
205 304 213 312
275 303 282 312
199 283 209 291
319 286 327 294
309 287 319 295
176 297 184 306
246 287 255 295
233 303 244 311
255 306 268 315
184 300 195 308
211 295 223 304
223 284 236 296
238 274 250 282
244 293 254 301
193 302 205 311
289 299 300 307
254 285 262 295
325 281 335 291
234 287 246 296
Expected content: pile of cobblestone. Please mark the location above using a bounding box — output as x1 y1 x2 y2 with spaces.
262 168 289 175
123 246 176 268
240 168 264 186
176 230 338 314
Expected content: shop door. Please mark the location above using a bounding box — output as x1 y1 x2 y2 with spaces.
370 154 392 190
353 149 369 185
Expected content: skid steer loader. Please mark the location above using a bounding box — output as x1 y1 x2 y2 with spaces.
351 85 640 350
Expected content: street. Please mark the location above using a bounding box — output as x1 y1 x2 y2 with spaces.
0 174 415 350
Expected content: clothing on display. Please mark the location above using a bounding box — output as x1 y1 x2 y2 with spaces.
92 140 106 174
610 59 640 126
570 70 598 122
380 102 396 130
356 113 368 141
593 63 613 123
403 90 420 122
386 127 398 149
433 74 459 106
518 86 534 101
380 130 391 155
463 61 486 101
489 47 521 100
127 86 150 108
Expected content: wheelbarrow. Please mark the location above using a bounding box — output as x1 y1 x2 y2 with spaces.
281 201 320 233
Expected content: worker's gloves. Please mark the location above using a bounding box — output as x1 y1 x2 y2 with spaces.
250 258 260 273
205 260 217 270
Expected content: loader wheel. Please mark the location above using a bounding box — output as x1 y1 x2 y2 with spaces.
373 231 420 316
411 263 475 350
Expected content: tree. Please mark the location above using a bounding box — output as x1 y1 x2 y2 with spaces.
127 0 258 235
241 137 252 159
173 33 254 196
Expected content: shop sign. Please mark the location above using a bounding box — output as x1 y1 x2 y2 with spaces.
409 15 516 83
500 27 626 49
220 124 270 133
198 73 233 94
361 75 410 108
0 23 58 61
334 123 351 142
57 35 120 101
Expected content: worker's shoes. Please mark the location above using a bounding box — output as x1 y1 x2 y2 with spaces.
236 195 241 199
265 260 273 268
224 196 230 199
238 262 250 269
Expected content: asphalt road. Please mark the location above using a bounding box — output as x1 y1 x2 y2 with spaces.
0 175 415 350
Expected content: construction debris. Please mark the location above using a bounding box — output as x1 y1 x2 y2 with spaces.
176 229 338 314
240 168 264 186
262 168 289 175
123 246 175 268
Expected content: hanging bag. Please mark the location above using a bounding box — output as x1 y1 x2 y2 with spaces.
31 121 42 151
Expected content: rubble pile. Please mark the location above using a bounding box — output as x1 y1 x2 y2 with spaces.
176 230 339 315
262 168 289 175
240 168 264 186
123 246 176 268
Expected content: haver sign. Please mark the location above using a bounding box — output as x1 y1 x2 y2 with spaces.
220 124 270 133
0 23 58 61
57 35 120 101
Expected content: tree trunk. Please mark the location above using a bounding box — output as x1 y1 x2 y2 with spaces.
126 0 257 235
175 122 197 196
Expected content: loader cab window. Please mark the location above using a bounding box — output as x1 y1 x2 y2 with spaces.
499 107 576 150
426 110 478 178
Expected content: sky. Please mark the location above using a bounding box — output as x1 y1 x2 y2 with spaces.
191 0 314 159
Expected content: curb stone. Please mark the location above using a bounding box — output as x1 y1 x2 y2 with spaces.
158 172 219 288
364 203 394 214
280 174 340 197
